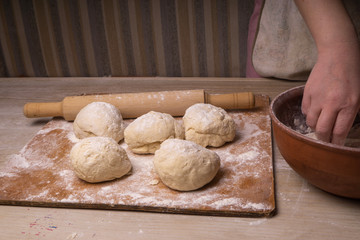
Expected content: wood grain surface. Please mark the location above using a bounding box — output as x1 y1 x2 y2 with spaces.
0 95 274 217
1 77 359 240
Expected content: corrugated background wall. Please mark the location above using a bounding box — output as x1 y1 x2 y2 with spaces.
0 0 254 77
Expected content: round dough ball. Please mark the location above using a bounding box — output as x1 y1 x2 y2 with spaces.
70 137 132 183
73 102 125 142
153 139 220 191
183 103 236 147
124 111 184 154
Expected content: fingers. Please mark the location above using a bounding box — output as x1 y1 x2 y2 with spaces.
330 109 357 145
314 107 338 143
301 85 311 116
302 87 322 130
304 105 357 145
305 106 321 130
301 84 358 145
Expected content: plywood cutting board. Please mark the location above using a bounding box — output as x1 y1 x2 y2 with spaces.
0 95 275 217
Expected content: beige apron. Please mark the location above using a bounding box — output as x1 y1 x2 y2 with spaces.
252 0 360 80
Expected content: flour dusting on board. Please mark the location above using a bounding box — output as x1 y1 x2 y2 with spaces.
0 96 275 216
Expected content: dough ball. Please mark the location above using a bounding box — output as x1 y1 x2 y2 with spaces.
183 103 236 147
124 111 184 154
153 139 220 191
73 102 125 142
70 137 132 183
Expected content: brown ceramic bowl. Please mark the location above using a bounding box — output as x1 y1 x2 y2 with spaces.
270 85 360 199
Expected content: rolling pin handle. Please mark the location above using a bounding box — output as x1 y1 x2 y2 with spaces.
23 102 63 118
205 92 255 109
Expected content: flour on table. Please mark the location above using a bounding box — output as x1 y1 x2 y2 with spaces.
0 102 274 215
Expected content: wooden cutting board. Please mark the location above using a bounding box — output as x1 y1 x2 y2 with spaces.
0 95 275 217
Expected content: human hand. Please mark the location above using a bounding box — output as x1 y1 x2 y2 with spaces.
301 41 360 145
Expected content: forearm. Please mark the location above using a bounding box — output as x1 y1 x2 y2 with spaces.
295 0 360 144
294 0 359 54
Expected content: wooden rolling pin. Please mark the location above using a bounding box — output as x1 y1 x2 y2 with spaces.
23 89 255 120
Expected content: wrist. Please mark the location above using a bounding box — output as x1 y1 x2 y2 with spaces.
317 39 360 61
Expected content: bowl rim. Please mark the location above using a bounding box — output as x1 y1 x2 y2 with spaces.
270 85 360 154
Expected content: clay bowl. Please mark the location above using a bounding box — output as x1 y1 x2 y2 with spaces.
270 85 360 199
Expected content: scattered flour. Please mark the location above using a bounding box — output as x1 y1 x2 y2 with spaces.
0 104 274 215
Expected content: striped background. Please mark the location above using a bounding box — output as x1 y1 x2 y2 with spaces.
0 0 254 77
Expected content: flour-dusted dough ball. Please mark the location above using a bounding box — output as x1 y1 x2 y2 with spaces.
183 103 236 147
70 137 132 183
73 102 125 142
124 111 184 154
153 139 220 191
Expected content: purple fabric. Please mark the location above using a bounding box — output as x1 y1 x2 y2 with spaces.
246 0 264 78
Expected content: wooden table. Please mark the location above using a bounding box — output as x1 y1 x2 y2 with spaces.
1 77 359 239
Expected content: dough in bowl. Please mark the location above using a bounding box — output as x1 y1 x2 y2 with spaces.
70 136 132 183
153 139 220 191
73 102 125 142
183 103 236 147
305 123 360 148
124 111 184 154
